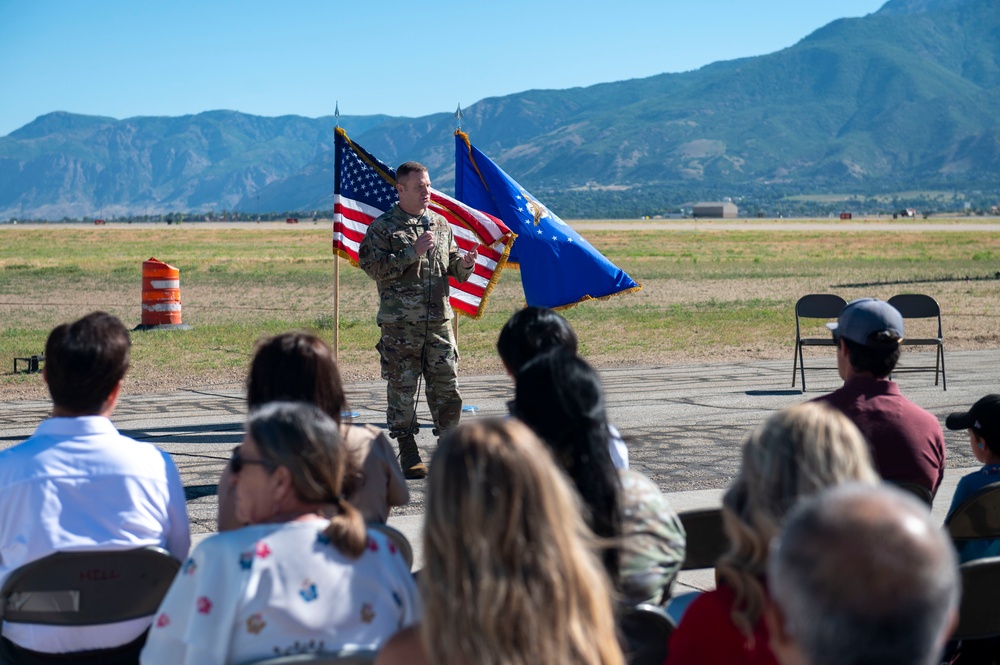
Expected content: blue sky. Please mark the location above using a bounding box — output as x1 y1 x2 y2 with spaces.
0 0 886 137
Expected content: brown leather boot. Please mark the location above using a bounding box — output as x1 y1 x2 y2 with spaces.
397 435 427 480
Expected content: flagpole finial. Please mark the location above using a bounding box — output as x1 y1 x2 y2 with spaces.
335 102 340 128
454 103 463 129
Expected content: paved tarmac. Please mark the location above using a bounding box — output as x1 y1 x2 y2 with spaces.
1 348 995 592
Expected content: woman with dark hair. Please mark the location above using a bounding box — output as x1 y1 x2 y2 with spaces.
245 331 348 420
513 349 686 605
218 332 408 529
496 306 629 469
496 305 578 376
142 402 419 664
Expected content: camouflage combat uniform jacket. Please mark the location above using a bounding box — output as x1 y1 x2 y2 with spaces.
618 469 687 606
358 204 473 323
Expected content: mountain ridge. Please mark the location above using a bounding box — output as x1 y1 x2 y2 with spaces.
2 0 998 219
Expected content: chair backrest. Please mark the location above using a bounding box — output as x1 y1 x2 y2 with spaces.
945 481 1000 541
248 649 378 665
954 556 1000 641
891 481 934 507
796 294 847 320
887 293 940 319
795 294 847 338
619 603 675 665
887 294 943 336
678 508 728 570
367 522 414 571
0 546 180 626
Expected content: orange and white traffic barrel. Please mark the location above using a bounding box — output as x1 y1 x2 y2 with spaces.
136 257 191 331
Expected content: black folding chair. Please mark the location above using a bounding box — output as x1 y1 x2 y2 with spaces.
619 603 675 665
890 481 933 507
887 294 946 390
945 481 1000 545
954 556 1000 642
792 294 847 390
677 508 728 570
0 547 179 628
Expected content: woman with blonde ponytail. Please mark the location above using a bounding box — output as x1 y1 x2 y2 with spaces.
376 419 625 665
142 402 420 665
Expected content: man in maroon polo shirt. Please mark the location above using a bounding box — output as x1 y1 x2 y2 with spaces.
813 298 946 497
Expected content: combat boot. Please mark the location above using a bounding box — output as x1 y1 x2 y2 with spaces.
397 435 427 480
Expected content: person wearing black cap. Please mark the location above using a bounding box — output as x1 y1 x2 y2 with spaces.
813 298 946 497
945 394 1000 562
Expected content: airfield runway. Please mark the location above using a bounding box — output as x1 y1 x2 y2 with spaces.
6 218 1000 233
0 348 992 592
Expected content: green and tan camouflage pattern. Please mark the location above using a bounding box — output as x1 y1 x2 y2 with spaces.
618 469 688 606
376 321 462 440
358 203 473 325
359 203 472 440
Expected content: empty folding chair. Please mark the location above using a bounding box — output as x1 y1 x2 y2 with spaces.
886 294 946 390
792 294 847 391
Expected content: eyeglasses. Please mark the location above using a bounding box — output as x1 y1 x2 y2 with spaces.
229 446 276 474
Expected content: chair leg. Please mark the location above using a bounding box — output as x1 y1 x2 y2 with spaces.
792 342 799 387
799 344 807 391
933 345 940 387
939 344 946 391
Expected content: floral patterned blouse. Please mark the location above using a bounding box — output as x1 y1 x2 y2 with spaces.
140 518 420 664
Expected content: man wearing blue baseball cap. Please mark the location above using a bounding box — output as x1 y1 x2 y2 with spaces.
813 298 946 497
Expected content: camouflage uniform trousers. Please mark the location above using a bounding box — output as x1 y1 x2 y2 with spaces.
376 320 463 441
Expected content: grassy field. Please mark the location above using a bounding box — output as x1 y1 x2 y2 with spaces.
2 220 1000 400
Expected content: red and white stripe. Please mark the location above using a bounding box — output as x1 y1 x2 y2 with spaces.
333 189 513 319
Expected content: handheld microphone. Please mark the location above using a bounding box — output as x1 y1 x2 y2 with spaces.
421 215 434 262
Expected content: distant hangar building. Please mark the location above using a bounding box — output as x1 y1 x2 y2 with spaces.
692 201 738 219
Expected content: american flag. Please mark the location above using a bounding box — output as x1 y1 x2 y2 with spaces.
333 127 514 319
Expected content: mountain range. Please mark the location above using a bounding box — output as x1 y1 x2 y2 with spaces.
2 0 998 220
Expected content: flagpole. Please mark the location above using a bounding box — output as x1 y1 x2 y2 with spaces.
332 102 341 364
454 102 478 415
452 103 463 348
333 248 340 363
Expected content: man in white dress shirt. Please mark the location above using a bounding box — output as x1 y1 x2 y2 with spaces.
0 312 190 662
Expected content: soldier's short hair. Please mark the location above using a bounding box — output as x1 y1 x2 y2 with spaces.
396 161 428 181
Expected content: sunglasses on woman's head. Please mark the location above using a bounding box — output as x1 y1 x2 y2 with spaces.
229 446 276 474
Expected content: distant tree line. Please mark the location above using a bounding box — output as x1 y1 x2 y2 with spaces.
9 179 1000 224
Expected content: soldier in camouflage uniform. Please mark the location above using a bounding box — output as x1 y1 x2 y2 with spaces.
618 469 687 606
357 162 477 479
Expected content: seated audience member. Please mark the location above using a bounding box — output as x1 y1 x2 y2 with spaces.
945 394 1000 562
0 312 190 663
665 402 879 665
513 349 685 605
497 305 629 469
767 484 960 665
375 419 625 665
814 298 946 497
218 332 407 529
142 402 419 665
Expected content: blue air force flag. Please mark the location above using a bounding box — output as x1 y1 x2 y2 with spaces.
454 131 641 310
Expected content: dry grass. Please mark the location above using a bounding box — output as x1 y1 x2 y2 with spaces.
2 221 1000 401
